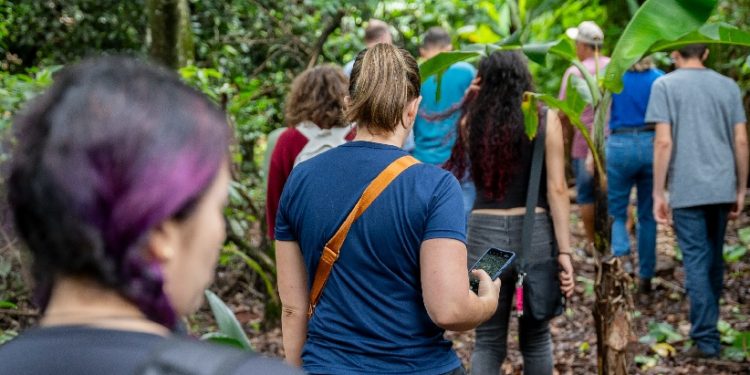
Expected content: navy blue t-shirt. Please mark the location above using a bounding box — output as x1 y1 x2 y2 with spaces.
611 68 664 129
276 141 466 374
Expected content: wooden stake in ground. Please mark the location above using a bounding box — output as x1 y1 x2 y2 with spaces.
591 93 634 375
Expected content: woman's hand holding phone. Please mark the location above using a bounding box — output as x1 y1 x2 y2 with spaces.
471 269 501 314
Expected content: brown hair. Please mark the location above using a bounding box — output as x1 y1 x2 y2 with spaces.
346 44 420 133
631 56 655 72
364 19 391 44
285 65 348 129
678 44 707 59
422 26 452 49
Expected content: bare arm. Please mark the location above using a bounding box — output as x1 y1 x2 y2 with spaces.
544 110 574 298
731 123 749 219
420 238 500 331
652 123 673 224
276 240 309 367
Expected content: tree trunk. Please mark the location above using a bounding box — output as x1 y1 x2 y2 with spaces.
591 93 634 375
146 0 194 69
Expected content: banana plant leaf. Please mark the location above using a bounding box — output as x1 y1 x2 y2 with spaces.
604 0 718 93
523 91 604 178
204 289 253 351
649 23 750 52
420 38 575 84
419 51 481 84
521 93 539 140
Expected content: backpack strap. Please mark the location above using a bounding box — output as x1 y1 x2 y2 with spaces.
519 110 547 272
136 337 252 375
308 155 420 318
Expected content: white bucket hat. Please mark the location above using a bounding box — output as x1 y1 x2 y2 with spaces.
566 21 604 47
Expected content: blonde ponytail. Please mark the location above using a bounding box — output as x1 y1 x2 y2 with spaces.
346 43 420 133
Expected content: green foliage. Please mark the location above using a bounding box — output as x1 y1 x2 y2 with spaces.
604 0 717 92
638 321 684 345
724 225 750 263
575 275 595 297
203 290 253 351
634 354 658 370
0 67 57 134
222 244 280 320
718 319 740 344
521 93 539 139
0 330 17 345
2 0 145 71
723 244 747 263
723 331 750 361
649 22 750 52
673 244 683 262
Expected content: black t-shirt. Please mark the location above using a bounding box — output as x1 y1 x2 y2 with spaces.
0 325 302 375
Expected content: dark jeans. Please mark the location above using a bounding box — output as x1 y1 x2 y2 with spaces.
606 132 657 279
672 204 731 356
467 213 554 375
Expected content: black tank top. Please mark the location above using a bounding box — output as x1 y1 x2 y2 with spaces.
473 124 549 210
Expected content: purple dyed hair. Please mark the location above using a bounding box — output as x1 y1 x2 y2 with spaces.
8 56 230 329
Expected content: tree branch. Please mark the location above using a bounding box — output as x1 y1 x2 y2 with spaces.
0 308 38 317
307 9 345 69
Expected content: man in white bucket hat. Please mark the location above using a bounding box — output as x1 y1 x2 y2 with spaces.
566 20 604 47
558 20 610 254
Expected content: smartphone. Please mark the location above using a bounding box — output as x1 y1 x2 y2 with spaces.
469 248 516 293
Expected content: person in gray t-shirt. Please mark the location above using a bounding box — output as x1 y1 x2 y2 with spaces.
646 44 748 358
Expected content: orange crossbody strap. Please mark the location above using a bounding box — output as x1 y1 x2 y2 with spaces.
308 155 419 318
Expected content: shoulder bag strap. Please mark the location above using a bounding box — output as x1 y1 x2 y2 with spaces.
308 155 420 318
520 111 546 271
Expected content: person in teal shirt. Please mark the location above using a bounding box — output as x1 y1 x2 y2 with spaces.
412 27 476 165
412 27 476 219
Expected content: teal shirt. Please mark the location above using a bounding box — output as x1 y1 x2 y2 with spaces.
413 62 476 165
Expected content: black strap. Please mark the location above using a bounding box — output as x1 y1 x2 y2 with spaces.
519 110 546 272
136 338 253 375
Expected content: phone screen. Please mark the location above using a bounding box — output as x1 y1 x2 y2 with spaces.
469 248 515 293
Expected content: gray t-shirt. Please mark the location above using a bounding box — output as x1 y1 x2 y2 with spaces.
645 68 747 209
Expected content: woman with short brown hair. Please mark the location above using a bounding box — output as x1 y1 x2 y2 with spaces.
266 65 352 239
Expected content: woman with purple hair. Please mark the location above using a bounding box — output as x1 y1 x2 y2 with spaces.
0 56 300 374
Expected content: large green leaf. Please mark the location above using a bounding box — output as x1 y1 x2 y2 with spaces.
604 0 718 93
419 51 481 83
526 91 604 177
570 59 603 106
520 38 576 65
204 290 253 351
521 93 539 140
422 37 575 84
567 74 591 114
525 0 568 24
200 332 248 350
649 23 750 52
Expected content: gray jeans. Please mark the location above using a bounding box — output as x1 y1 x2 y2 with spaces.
467 213 554 375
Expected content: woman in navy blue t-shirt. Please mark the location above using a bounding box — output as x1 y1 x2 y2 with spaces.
275 44 502 374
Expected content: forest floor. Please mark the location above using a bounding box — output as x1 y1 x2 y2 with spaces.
2 200 749 374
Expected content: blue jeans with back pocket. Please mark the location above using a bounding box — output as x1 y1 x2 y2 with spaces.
606 132 657 279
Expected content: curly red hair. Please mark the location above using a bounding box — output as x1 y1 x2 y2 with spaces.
444 51 534 201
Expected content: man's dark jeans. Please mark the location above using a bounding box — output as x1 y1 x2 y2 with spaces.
672 204 732 356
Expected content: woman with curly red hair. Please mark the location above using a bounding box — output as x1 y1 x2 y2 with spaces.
266 65 354 239
445 51 575 374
